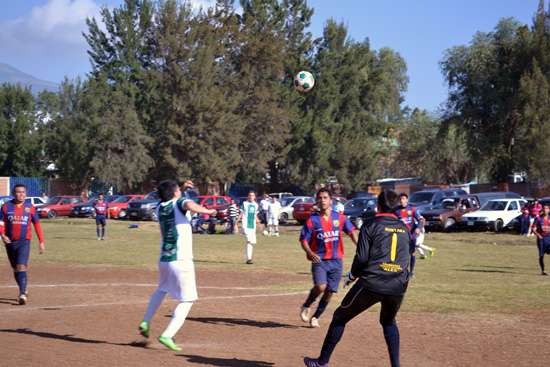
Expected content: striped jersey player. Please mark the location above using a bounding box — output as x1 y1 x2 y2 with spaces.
532 203 550 276
299 188 358 328
93 193 110 240
0 184 45 305
139 180 216 351
234 191 261 264
395 193 425 278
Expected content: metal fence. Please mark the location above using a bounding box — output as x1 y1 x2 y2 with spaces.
10 177 49 197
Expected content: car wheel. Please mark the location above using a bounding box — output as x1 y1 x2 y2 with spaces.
355 217 364 229
297 219 305 225
150 211 158 221
494 219 504 232
444 218 456 232
47 210 57 219
280 213 288 224
118 209 126 219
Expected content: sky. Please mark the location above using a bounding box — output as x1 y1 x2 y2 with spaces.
0 0 541 113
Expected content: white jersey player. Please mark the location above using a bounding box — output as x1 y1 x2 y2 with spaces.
234 191 261 264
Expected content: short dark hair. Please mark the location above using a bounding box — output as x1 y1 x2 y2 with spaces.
542 202 550 209
98 193 104 197
158 180 179 202
248 190 256 195
378 189 399 213
13 184 26 193
316 188 332 199
398 192 408 199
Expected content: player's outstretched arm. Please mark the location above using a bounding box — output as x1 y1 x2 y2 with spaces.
184 200 217 217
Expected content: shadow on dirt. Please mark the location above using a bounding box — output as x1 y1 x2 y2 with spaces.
0 328 134 347
187 316 299 329
179 354 275 366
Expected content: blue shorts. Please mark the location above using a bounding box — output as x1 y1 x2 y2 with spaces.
409 237 417 254
537 236 550 256
96 214 107 226
312 258 343 293
5 240 31 268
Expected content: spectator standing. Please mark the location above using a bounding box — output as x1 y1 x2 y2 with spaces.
527 199 542 237
520 201 532 236
259 194 271 235
41 191 49 202
267 196 282 236
227 199 239 234
334 198 345 213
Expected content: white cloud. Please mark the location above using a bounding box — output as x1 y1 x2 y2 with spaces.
0 0 101 59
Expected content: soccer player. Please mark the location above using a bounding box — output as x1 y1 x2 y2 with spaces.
0 184 45 305
267 196 282 236
234 191 261 264
395 193 425 278
93 193 110 240
259 193 271 235
304 189 410 367
414 228 435 260
139 180 216 350
300 188 358 328
532 203 550 276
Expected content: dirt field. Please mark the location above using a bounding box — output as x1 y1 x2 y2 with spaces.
0 262 549 366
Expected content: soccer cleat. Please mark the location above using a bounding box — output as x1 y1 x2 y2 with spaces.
158 336 182 351
101 237 106 241
301 306 311 323
310 317 319 328
139 321 149 338
97 237 101 241
410 273 415 279
303 357 329 367
543 271 548 276
18 293 27 305
430 248 436 258
246 259 253 265
275 232 279 237
419 255 426 260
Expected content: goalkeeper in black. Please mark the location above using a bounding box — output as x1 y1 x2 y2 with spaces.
304 189 411 367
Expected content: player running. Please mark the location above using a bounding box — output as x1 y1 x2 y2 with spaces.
304 189 410 367
93 193 110 240
139 180 216 350
395 193 425 278
234 191 261 264
299 188 358 328
532 203 550 276
0 184 45 305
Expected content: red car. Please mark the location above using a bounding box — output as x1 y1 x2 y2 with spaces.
108 195 144 219
37 195 86 219
189 196 232 222
292 196 348 224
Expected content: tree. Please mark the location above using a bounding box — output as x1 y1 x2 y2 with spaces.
0 83 45 177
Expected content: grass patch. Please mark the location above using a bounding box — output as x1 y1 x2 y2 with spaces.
30 218 549 315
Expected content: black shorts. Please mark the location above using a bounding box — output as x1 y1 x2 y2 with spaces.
96 214 107 226
5 240 31 268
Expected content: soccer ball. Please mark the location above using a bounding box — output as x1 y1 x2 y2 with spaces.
294 71 315 92
262 230 268 235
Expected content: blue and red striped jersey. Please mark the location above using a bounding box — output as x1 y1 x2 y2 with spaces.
0 200 43 242
94 200 109 215
300 210 355 260
534 215 550 237
395 204 423 232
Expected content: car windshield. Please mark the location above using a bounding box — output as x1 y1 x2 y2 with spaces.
86 197 98 204
347 198 376 209
280 198 294 207
408 192 434 204
434 199 459 209
46 197 61 205
303 197 315 204
144 191 159 200
112 196 132 203
480 200 508 211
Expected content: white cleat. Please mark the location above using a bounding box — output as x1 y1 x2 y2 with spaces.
310 317 320 328
301 306 311 323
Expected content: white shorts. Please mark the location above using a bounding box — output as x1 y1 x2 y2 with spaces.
243 227 257 244
158 259 198 302
413 232 425 246
268 217 279 226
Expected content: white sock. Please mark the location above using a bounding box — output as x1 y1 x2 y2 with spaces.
143 289 167 323
246 243 253 260
162 301 193 338
419 244 432 252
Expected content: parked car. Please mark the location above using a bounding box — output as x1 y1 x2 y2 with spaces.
344 197 378 229
37 196 86 218
268 192 293 200
70 195 122 218
472 191 522 207
460 198 527 232
422 195 481 231
346 191 377 200
107 195 144 219
278 196 310 224
25 197 47 207
127 189 198 221
292 196 349 224
408 188 469 212
189 195 232 222
0 196 14 209
235 197 261 206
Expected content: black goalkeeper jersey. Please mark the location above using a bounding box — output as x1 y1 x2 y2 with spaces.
351 213 411 296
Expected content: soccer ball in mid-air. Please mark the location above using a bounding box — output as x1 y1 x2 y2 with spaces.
294 71 315 92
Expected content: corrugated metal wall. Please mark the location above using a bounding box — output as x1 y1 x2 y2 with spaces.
10 177 49 197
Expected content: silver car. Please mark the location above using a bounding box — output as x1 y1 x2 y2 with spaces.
278 196 311 224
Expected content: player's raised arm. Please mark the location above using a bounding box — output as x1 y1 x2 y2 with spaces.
184 200 217 217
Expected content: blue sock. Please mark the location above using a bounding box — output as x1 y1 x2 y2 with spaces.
313 297 329 319
410 255 416 275
97 228 100 237
303 290 318 308
383 323 400 367
102 228 105 237
15 271 27 295
540 257 545 272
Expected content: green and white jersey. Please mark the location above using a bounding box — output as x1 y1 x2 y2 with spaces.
240 201 259 229
156 197 193 262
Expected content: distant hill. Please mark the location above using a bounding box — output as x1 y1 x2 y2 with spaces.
0 63 59 94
